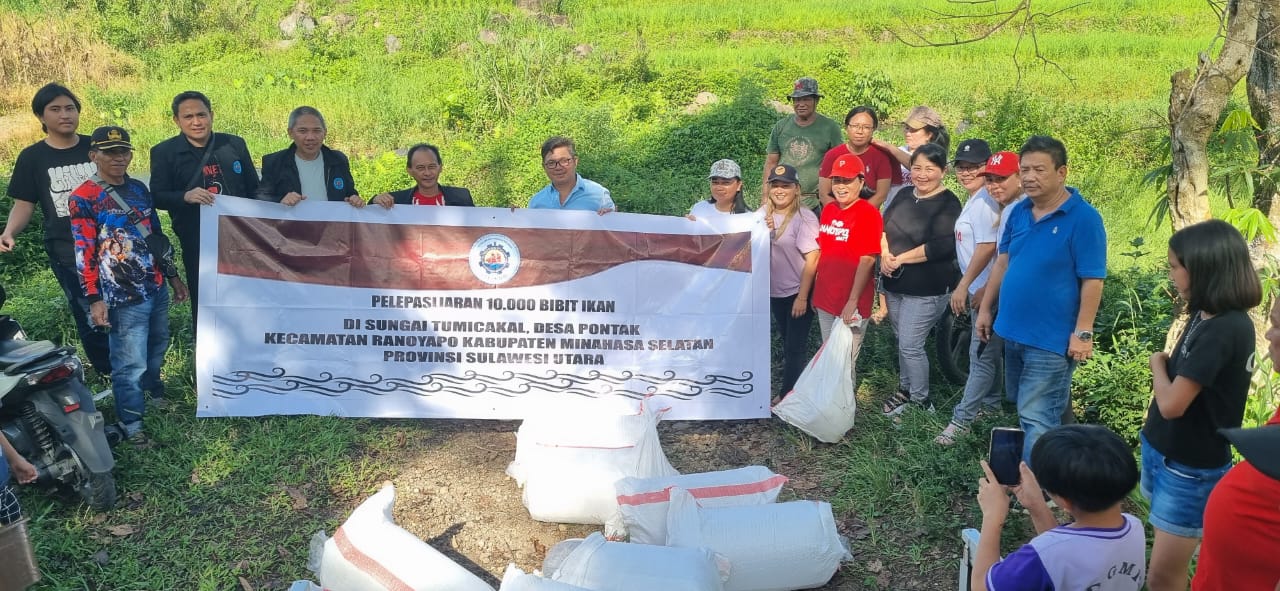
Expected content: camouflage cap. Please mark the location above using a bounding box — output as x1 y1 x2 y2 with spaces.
788 77 822 99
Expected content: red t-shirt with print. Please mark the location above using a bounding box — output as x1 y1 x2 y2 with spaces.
812 199 882 317
1192 404 1280 590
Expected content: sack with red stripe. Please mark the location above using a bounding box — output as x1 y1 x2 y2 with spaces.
607 466 787 544
665 488 851 591
506 400 677 525
314 484 494 591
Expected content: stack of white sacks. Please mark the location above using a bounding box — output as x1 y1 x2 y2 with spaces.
504 400 852 591
299 400 851 591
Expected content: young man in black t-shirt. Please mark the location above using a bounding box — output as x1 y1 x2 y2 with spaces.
0 83 111 374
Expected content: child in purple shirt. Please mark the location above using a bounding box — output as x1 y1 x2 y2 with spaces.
972 424 1146 591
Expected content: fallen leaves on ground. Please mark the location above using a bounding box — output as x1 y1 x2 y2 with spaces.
106 524 137 536
283 486 309 510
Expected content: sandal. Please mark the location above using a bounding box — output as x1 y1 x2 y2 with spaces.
881 390 912 416
934 421 970 445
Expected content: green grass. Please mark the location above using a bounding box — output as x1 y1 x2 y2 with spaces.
0 0 1264 588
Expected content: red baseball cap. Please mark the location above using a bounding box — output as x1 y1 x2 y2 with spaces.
829 154 866 179
983 151 1019 177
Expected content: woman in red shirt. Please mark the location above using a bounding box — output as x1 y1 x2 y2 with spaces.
1192 296 1280 591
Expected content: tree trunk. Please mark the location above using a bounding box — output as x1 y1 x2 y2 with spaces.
1165 0 1262 351
1248 1 1280 235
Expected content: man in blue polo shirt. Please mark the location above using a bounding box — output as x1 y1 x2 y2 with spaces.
975 135 1106 463
527 135 615 214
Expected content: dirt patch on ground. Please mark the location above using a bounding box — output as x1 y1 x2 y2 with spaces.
381 418 951 590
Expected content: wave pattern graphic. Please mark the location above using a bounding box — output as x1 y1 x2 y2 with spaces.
211 368 754 401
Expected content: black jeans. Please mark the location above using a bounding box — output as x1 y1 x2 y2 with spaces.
48 255 112 373
770 294 815 396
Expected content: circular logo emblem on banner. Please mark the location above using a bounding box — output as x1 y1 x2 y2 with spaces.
232 160 242 174
469 234 521 285
333 177 345 190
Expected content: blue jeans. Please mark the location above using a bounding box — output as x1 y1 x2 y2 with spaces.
951 309 1004 425
1004 339 1075 464
1140 433 1230 538
885 291 951 403
107 287 170 434
48 256 113 374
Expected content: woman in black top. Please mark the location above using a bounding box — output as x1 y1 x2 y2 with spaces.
879 143 961 415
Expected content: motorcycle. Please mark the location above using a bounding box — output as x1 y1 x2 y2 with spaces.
0 285 118 511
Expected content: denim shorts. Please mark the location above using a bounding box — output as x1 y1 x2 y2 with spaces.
1139 433 1231 538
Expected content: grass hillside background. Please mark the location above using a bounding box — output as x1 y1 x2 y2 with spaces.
2 1 1275 589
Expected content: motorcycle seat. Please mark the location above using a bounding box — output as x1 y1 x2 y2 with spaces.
0 339 61 372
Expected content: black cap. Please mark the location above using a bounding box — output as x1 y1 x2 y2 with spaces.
1220 424 1280 481
767 164 799 184
89 126 133 151
953 139 991 164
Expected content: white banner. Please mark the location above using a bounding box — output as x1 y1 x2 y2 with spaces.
195 197 771 420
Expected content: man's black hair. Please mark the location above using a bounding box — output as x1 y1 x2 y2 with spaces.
844 105 879 128
1019 135 1069 169
1030 424 1138 513
31 83 81 133
540 135 576 160
406 144 442 168
171 91 212 117
1169 219 1263 315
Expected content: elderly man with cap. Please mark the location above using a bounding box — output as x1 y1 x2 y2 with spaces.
935 140 1006 445
762 77 842 210
689 159 749 218
69 126 188 446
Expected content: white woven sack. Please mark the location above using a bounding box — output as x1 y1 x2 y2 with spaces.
507 401 678 524
549 532 727 591
665 488 851 591
772 317 857 442
315 484 494 591
607 466 788 543
499 565 592 591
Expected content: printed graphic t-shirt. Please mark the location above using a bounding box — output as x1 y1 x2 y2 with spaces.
68 178 165 307
767 114 843 196
6 136 95 266
988 514 1146 591
812 199 882 317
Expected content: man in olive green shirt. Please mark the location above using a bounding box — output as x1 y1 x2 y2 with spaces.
762 77 843 209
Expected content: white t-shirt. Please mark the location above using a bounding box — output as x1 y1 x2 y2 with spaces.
954 188 1001 294
987 513 1146 591
689 199 736 218
295 154 327 201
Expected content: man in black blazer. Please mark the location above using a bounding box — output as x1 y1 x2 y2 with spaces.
150 90 259 329
370 144 473 208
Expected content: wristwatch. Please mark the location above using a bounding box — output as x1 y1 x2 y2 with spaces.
1073 330 1093 342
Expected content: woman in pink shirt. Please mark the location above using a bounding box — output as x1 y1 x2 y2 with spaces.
763 164 820 398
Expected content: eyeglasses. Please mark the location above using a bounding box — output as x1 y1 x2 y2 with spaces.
847 124 875 131
954 165 983 175
543 157 576 169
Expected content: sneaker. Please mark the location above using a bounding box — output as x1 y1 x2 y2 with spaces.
934 421 971 445
127 430 150 446
883 395 933 417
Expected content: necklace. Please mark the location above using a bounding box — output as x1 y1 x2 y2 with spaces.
1178 312 1206 360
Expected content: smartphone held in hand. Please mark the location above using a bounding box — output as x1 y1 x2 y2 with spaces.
988 427 1024 486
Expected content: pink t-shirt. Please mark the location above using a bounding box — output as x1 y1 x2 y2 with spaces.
769 208 819 298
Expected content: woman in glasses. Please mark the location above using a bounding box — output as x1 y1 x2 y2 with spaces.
879 144 961 417
819 106 898 210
